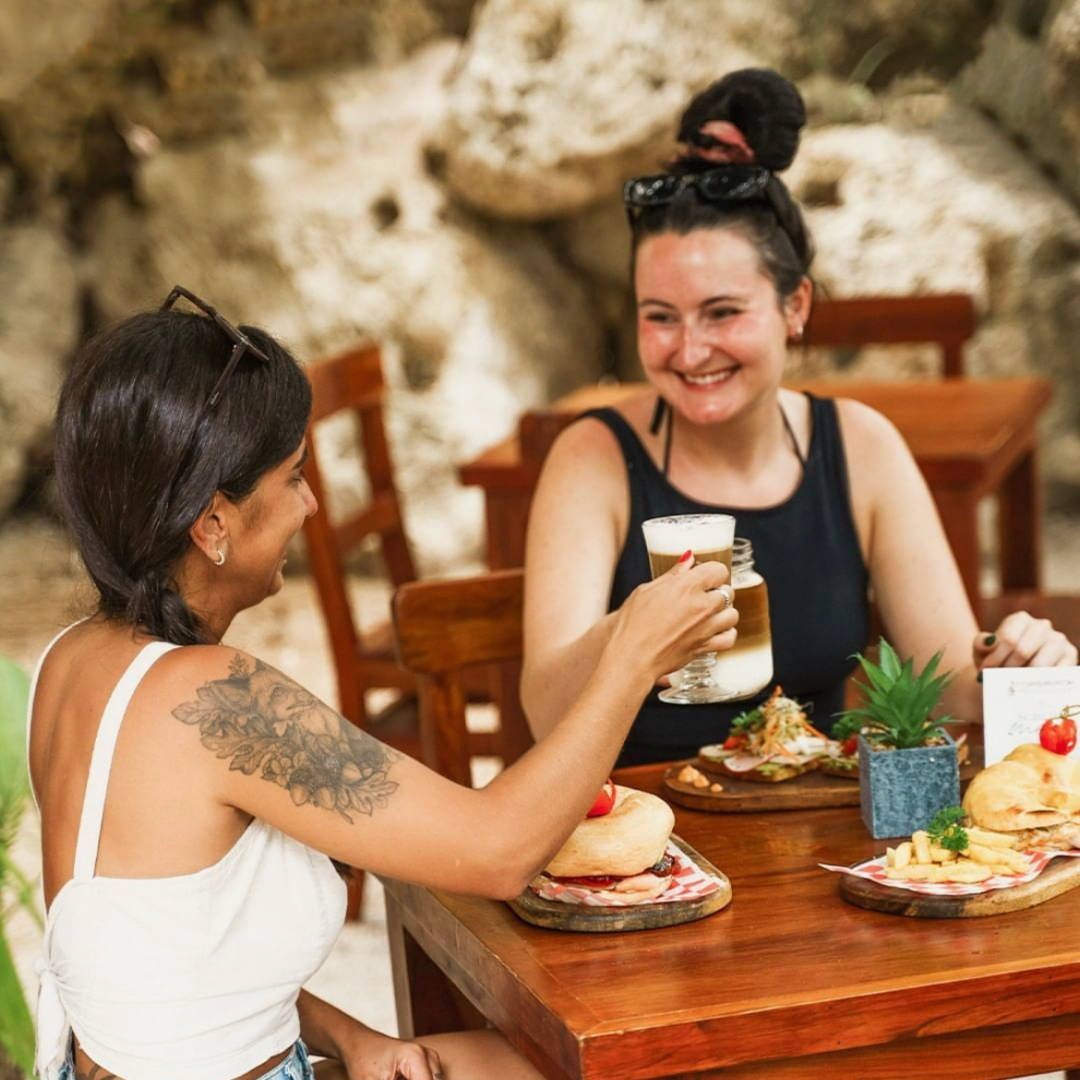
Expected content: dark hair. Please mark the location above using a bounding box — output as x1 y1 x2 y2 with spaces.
631 68 814 299
55 309 312 645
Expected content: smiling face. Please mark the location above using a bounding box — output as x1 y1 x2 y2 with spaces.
230 439 318 604
634 228 810 427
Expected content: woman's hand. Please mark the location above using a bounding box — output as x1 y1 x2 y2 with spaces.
300 992 444 1080
337 1030 444 1080
973 611 1078 673
607 553 738 683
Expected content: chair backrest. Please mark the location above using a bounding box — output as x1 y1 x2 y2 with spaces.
393 569 527 785
302 343 418 720
802 293 976 378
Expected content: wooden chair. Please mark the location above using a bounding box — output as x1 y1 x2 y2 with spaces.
302 343 420 740
801 293 977 378
301 343 499 912
392 569 532 787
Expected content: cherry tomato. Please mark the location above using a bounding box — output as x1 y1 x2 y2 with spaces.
586 778 617 818
841 736 859 757
1040 716 1078 756
723 734 746 751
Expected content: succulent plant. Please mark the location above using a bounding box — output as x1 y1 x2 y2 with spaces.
837 638 953 751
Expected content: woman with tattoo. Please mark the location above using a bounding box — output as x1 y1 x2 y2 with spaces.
29 290 737 1080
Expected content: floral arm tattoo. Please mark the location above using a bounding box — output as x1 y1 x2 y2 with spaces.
172 654 400 822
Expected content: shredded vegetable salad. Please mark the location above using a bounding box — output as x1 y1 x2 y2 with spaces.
728 686 828 759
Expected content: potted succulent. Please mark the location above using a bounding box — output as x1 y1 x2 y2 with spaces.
838 639 960 839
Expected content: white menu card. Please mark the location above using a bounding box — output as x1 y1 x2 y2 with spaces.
982 666 1080 766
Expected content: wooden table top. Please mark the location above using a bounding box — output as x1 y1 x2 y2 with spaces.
383 759 1080 1078
459 377 1052 492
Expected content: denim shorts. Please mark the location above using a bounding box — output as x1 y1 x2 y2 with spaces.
59 1039 314 1079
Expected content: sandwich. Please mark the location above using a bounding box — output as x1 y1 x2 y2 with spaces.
816 726 860 778
699 686 829 783
962 742 1080 851
532 785 677 903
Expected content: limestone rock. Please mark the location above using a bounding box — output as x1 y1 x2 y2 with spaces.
956 3 1080 203
1047 0 1080 142
0 0 113 104
783 99 1080 494
437 0 765 220
436 0 994 221
779 0 993 87
84 42 605 570
249 0 471 72
0 218 80 521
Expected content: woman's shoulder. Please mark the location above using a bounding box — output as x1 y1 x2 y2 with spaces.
147 643 275 708
827 394 907 455
545 392 657 471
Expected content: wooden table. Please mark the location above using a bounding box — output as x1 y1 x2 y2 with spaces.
459 378 1053 605
383 763 1080 1079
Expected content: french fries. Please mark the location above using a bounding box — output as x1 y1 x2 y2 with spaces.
882 821 1031 884
967 826 1020 850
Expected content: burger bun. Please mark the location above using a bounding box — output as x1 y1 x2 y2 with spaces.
545 786 674 879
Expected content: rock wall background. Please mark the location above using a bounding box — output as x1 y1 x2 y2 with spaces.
0 0 1077 570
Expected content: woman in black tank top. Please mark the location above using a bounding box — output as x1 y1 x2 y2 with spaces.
522 69 1076 767
587 396 868 764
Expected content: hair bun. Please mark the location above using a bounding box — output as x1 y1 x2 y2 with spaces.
677 68 806 173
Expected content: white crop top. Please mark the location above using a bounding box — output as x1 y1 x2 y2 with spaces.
30 629 348 1079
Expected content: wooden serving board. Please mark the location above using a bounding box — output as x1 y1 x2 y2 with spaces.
663 758 860 812
663 754 979 813
506 835 732 933
839 855 1080 918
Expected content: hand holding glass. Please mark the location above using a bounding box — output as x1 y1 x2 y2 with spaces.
641 513 736 705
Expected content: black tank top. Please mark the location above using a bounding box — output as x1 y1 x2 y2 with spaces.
585 395 870 766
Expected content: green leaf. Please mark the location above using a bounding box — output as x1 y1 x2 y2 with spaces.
0 657 34 1073
879 639 903 682
842 640 954 749
829 714 864 740
0 659 29 790
927 806 969 852
0 923 34 1074
731 706 763 733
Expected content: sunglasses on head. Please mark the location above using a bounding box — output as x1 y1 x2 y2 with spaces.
160 285 271 410
622 165 771 220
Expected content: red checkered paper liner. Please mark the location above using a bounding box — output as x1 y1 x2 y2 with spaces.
529 841 723 907
821 847 1080 897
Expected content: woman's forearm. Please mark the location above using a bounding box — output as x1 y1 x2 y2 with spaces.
521 610 623 740
297 989 371 1061
480 643 657 894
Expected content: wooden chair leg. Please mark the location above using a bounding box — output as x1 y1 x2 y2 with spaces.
346 867 365 922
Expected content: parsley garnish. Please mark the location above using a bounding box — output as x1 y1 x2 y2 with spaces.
731 706 763 733
927 806 969 852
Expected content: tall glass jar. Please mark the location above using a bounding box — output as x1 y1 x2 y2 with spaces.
708 537 773 701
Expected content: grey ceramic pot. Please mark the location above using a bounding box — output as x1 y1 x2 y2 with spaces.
858 730 960 839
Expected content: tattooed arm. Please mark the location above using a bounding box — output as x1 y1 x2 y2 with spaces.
162 558 733 897
172 653 402 825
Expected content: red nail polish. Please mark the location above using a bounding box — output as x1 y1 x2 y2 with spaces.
678 549 693 564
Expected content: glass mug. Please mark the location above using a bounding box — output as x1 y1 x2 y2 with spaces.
706 537 773 701
641 513 736 705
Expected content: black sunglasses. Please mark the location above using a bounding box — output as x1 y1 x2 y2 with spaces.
160 285 271 409
623 165 771 219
